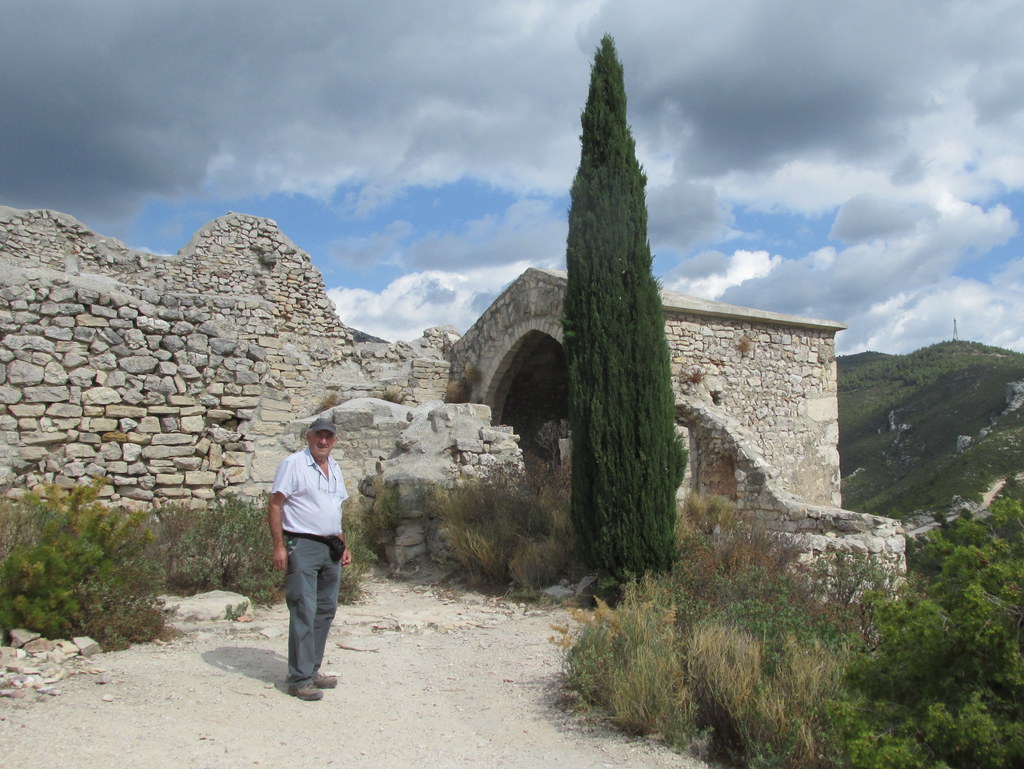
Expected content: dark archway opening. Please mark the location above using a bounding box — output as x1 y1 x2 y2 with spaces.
684 422 738 501
494 332 569 462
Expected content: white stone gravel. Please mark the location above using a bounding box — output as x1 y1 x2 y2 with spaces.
1 574 710 769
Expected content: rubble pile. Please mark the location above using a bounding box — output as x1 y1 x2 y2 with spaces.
1 629 105 699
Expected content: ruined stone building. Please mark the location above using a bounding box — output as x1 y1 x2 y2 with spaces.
0 207 904 566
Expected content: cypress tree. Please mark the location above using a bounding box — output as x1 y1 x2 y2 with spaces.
563 35 686 583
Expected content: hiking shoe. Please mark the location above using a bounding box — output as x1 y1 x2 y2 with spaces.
288 684 323 701
314 674 338 689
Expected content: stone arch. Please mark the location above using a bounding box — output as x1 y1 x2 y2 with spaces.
485 327 569 461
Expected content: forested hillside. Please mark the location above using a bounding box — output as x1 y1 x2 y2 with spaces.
838 341 1024 517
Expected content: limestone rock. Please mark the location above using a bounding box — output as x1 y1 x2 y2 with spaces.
8 628 40 648
161 590 252 621
72 636 101 657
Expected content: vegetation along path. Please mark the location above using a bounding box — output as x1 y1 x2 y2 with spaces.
1 572 708 769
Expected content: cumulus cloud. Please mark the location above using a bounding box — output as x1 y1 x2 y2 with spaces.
328 221 414 271
324 196 567 339
3 0 1024 355
717 199 1019 351
0 0 594 226
829 194 937 244
847 275 1024 355
648 179 731 253
327 262 534 343
665 249 782 299
405 198 567 271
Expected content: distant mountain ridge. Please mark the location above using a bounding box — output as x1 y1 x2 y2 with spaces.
838 340 1024 518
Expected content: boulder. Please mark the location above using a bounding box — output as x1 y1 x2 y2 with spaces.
160 590 252 621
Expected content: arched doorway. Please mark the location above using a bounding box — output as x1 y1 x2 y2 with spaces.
491 331 569 462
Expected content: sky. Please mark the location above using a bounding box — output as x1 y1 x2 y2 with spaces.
2 0 1023 355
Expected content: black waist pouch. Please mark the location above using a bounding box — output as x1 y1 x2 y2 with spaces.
327 536 345 563
285 531 345 563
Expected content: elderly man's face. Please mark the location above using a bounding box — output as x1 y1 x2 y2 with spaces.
307 429 337 463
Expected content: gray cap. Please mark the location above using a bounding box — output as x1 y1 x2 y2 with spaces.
308 416 337 434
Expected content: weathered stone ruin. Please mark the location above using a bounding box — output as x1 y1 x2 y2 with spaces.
0 206 904 568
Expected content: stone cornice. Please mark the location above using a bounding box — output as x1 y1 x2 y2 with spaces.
527 267 848 334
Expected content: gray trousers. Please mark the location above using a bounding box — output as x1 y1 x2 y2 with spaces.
285 536 341 686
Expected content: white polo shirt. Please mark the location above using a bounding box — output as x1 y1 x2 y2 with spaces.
271 447 348 537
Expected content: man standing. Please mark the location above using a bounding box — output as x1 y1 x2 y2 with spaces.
267 416 351 701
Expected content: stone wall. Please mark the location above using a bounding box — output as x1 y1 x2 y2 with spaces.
0 207 903 566
360 403 523 566
450 268 904 565
664 299 843 507
0 207 451 505
450 268 844 505
678 400 904 566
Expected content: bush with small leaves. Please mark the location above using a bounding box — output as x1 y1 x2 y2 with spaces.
837 499 1024 769
151 494 281 606
0 482 165 650
430 461 577 590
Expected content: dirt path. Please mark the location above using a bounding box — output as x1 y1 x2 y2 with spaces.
1 574 707 769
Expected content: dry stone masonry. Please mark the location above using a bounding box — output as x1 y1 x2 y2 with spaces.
0 207 450 507
451 268 905 566
1 208 904 566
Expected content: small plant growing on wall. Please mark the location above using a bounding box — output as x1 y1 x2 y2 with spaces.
463 362 483 386
445 361 483 404
737 334 754 356
445 379 470 403
315 390 343 413
684 368 705 385
380 385 404 403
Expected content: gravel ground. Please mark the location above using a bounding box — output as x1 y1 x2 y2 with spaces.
1 572 710 769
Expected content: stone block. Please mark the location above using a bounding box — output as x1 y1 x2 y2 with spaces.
180 415 206 432
150 433 194 446
81 387 121 405
9 403 45 417
72 637 101 657
22 634 54 651
8 628 40 648
142 445 195 459
155 487 191 498
105 405 147 418
0 385 23 404
137 416 161 433
223 451 248 467
23 386 70 403
46 403 83 418
220 396 260 409
118 486 155 501
7 360 44 386
21 431 66 445
185 470 217 486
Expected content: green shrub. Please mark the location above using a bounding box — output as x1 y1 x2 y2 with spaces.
0 493 53 563
561 494 852 767
361 480 400 560
337 497 376 604
0 483 165 650
150 494 281 606
560 577 696 751
838 499 1024 768
430 461 577 590
805 549 903 647
151 493 374 607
